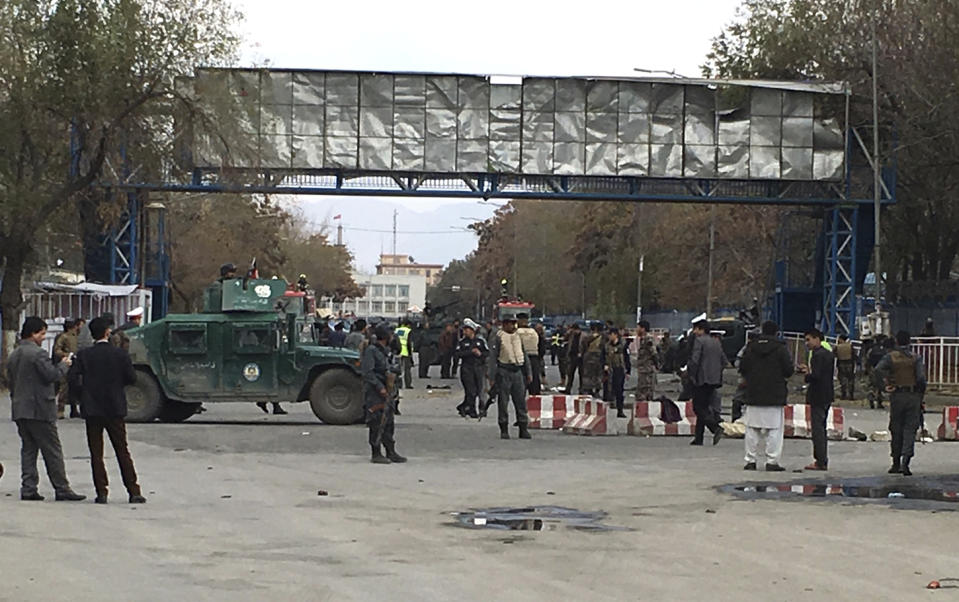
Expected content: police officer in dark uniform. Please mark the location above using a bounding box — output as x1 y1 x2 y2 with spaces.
875 330 926 475
454 318 488 418
361 325 407 464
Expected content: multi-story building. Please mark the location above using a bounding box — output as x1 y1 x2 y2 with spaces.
376 254 444 287
320 271 427 319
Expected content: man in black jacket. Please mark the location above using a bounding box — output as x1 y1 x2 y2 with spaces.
69 317 145 503
800 328 835 471
738 321 794 471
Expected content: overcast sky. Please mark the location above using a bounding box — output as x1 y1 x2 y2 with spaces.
230 0 745 272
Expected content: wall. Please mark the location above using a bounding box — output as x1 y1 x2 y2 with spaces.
322 272 427 319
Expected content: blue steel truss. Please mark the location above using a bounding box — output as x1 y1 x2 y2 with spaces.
107 189 138 285
821 206 858 336
93 128 893 323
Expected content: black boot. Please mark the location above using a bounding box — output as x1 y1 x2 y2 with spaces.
256 402 269 414
518 424 532 439
499 423 510 440
901 459 912 476
888 461 901 474
465 403 478 419
371 445 391 464
272 403 288 415
456 403 468 418
394 399 401 416
384 442 407 463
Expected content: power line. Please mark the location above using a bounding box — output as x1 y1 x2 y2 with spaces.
340 225 474 235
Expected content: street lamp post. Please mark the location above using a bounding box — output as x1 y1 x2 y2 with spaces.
636 254 644 324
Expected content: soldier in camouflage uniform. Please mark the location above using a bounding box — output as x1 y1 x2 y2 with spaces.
53 319 81 419
633 320 659 401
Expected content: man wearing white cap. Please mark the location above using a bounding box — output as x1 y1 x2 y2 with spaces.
454 319 488 418
119 307 144 331
111 307 144 352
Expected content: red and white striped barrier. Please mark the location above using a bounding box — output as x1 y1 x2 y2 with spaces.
628 401 697 436
937 407 959 441
562 399 620 436
783 405 844 441
526 395 590 430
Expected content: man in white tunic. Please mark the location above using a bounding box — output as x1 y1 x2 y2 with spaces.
737 321 795 471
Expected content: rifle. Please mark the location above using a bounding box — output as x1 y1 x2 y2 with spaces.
374 370 397 448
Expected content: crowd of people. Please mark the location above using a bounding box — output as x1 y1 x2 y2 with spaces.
355 310 930 475
5 282 931 478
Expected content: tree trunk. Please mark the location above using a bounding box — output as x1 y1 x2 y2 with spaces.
1 244 28 382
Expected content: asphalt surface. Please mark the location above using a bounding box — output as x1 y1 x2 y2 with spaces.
1 365 958 601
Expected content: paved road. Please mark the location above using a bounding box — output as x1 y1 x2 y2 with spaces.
1 369 957 601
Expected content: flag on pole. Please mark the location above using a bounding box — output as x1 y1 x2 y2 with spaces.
333 214 341 220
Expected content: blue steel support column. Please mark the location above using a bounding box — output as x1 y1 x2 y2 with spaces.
821 206 858 337
144 203 169 318
109 190 139 284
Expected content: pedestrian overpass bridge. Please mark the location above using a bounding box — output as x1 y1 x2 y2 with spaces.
102 68 895 336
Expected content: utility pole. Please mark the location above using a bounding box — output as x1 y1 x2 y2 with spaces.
636 254 645 324
392 209 398 259
871 12 882 304
581 271 587 319
633 204 644 324
511 216 518 297
706 205 716 316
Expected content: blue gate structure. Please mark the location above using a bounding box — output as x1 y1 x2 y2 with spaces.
95 69 893 334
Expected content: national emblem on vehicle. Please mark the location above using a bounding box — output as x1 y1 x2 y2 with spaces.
254 284 272 298
243 362 261 382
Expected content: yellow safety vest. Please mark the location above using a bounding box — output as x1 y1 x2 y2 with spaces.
807 340 833 365
395 327 411 357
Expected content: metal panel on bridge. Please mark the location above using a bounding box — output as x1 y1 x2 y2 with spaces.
187 69 847 182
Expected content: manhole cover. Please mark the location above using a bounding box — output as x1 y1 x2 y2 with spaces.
451 506 629 531
720 474 959 508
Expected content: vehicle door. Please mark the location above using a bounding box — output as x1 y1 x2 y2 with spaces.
163 322 219 393
224 321 279 395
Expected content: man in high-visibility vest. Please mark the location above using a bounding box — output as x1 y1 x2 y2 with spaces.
394 318 414 389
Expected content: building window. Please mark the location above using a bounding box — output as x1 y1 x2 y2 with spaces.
384 301 396 313
398 285 409 298
371 284 383 297
371 301 383 313
385 284 396 297
359 285 367 296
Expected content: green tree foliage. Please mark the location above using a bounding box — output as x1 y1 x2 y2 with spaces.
705 0 959 290
436 200 776 322
0 0 241 360
164 197 360 312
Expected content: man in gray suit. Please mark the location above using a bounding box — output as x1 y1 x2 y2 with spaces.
6 317 85 501
687 320 726 446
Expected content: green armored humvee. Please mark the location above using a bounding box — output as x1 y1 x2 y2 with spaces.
123 278 363 424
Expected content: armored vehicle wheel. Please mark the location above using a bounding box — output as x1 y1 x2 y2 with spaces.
126 370 164 422
158 400 201 423
309 369 363 425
